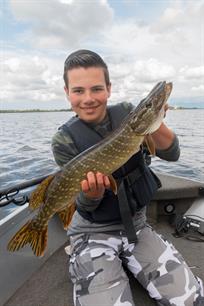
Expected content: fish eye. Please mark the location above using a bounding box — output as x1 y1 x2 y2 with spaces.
146 101 152 108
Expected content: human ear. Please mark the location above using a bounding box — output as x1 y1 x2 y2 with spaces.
107 83 112 97
64 86 69 98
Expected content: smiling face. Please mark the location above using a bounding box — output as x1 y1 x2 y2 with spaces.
65 67 111 123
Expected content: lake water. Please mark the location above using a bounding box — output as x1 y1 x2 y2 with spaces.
0 109 204 220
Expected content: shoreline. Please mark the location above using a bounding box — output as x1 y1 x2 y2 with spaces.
0 107 203 113
0 109 72 113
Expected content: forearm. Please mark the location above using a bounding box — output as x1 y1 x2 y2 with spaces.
156 134 180 161
149 122 180 161
151 122 175 150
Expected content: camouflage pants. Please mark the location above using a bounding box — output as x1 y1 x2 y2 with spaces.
68 226 204 306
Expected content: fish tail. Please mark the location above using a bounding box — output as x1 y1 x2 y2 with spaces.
7 221 48 257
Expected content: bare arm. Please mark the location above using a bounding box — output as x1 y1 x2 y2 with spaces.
151 122 175 150
150 105 180 161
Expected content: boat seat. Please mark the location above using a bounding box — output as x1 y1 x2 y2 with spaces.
155 173 204 200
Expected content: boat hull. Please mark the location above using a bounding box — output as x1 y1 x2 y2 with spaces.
1 173 204 306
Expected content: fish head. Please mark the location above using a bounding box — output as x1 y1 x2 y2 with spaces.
129 81 172 135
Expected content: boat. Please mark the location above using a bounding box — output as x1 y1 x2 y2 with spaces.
0 172 204 306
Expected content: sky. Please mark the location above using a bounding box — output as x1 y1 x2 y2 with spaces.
0 0 204 110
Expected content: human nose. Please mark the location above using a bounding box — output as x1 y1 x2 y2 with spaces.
83 90 94 103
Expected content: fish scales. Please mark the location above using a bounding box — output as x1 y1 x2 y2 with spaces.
7 81 172 256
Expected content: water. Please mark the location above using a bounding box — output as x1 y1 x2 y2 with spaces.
0 109 204 220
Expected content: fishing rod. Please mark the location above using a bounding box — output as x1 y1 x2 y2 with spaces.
0 171 59 207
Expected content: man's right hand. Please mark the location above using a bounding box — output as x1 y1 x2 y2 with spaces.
81 171 110 200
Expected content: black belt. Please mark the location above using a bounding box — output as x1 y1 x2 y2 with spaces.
117 179 138 244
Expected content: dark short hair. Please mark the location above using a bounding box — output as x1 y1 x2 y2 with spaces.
63 49 110 88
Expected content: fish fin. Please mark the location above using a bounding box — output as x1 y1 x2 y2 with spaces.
29 174 55 210
144 135 156 156
58 203 76 230
108 175 118 195
7 220 48 257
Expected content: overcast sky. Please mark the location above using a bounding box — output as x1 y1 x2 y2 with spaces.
0 0 204 110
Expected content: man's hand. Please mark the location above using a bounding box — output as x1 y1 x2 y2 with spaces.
81 171 110 200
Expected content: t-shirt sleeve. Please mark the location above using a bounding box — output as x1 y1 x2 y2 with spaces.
51 130 78 168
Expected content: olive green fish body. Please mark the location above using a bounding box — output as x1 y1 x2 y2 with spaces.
7 81 172 256
38 125 143 222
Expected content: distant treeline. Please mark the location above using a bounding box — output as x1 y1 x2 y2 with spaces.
0 107 203 113
0 109 72 113
169 106 203 110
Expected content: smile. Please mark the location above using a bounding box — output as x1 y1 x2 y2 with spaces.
80 105 100 110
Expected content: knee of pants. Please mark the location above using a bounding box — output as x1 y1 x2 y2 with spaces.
69 248 128 294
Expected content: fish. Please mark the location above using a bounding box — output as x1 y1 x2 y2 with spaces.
7 81 172 257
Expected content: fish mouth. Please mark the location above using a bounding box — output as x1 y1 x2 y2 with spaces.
143 81 172 113
156 82 172 109
128 81 173 134
145 81 173 132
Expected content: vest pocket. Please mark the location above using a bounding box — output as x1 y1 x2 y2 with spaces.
127 166 161 210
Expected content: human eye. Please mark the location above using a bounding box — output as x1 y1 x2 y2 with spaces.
92 87 104 92
72 88 84 94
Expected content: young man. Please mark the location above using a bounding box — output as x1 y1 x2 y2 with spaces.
52 50 204 306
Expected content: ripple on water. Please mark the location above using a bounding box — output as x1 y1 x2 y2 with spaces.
1 110 204 220
16 145 37 152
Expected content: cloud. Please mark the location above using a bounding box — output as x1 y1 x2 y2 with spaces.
1 51 66 109
9 0 114 49
102 1 204 65
101 0 204 101
192 84 204 92
133 59 175 82
179 66 204 80
2 0 204 108
149 1 204 67
108 58 176 104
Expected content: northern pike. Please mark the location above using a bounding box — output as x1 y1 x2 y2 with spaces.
8 81 172 256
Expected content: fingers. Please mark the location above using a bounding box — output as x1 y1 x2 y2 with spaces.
103 175 110 188
81 179 90 193
82 172 110 191
81 171 110 198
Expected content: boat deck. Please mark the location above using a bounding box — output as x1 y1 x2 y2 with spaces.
5 219 204 306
